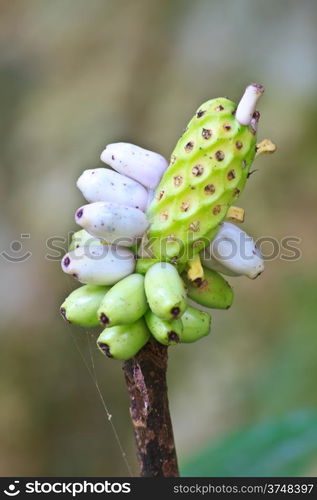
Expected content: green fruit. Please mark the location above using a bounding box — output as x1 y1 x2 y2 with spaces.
144 262 187 320
146 97 257 262
97 274 148 326
136 257 187 275
135 258 161 275
145 310 183 345
60 284 110 327
68 229 103 251
181 306 211 343
183 267 233 309
97 319 150 360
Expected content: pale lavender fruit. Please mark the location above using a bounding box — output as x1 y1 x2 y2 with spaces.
100 142 168 189
235 83 264 126
200 253 241 277
61 245 135 285
77 168 148 211
201 222 264 279
75 201 149 246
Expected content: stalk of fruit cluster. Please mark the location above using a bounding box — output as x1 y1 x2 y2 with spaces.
122 340 179 477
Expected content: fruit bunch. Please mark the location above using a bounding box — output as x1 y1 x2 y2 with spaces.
61 84 274 360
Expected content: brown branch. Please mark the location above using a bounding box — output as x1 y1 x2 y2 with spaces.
122 340 179 477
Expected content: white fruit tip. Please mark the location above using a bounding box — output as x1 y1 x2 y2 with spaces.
236 83 265 126
100 146 109 164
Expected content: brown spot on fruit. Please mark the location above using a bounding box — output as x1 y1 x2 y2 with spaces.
193 278 210 293
215 150 225 161
171 307 181 318
204 184 215 195
185 141 194 152
99 313 110 325
98 342 113 358
236 141 243 150
242 160 247 168
192 164 204 176
223 123 231 131
157 190 165 201
160 211 169 221
180 201 190 212
174 175 183 187
189 221 200 232
227 169 236 181
196 109 205 118
215 104 224 111
213 204 221 215
202 128 212 140
233 188 240 197
167 234 176 241
193 277 203 287
193 240 203 249
168 331 180 343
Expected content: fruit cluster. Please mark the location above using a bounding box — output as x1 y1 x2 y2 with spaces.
61 84 273 360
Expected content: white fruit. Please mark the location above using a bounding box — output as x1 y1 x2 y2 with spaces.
75 201 149 246
100 142 168 189
201 254 241 277
201 222 264 279
61 245 135 285
235 83 264 126
77 168 148 211
146 188 155 210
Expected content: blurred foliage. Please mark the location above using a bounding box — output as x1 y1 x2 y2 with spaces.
182 410 317 477
0 0 317 476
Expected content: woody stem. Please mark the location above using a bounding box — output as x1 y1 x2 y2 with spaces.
122 340 179 477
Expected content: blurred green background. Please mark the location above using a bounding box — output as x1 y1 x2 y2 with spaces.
0 0 316 477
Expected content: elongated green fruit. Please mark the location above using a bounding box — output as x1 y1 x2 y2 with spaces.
97 319 150 360
135 258 161 275
136 257 187 276
68 229 104 252
181 306 211 343
145 310 183 345
60 285 110 327
144 262 187 320
146 89 262 262
97 274 148 326
183 267 233 309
